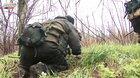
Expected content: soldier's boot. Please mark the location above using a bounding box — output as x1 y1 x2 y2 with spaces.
30 62 48 78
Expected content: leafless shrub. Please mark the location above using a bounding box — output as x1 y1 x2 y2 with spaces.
0 0 138 54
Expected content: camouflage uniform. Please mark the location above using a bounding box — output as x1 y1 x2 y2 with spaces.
19 16 81 78
127 8 140 43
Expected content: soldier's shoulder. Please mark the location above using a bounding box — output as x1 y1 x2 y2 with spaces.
42 19 54 26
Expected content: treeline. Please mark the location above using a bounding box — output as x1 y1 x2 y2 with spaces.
0 0 138 55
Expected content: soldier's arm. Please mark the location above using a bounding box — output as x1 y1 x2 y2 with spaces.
66 22 81 55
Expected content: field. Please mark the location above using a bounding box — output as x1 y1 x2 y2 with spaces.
0 43 140 78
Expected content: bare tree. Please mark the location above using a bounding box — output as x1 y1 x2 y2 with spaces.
0 0 17 54
75 0 81 28
17 0 27 55
58 0 71 15
17 0 27 38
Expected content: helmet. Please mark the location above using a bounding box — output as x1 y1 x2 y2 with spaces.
65 15 74 24
54 15 74 24
54 16 67 19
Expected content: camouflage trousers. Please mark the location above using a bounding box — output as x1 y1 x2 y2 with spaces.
138 33 140 43
19 42 69 78
130 17 140 43
130 17 140 33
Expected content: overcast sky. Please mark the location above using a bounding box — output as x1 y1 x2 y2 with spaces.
1 0 130 30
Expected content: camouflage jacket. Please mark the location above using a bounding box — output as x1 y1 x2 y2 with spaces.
42 18 81 55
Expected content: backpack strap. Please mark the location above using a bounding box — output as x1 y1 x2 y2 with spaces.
42 20 66 45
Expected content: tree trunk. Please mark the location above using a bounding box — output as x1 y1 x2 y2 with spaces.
17 0 27 55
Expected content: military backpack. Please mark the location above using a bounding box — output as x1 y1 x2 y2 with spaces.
18 22 45 47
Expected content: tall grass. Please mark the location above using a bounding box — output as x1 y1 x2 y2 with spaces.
0 52 19 78
0 44 140 78
81 43 140 78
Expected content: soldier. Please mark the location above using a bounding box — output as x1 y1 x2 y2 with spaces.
19 15 81 78
129 16 140 43
125 0 140 43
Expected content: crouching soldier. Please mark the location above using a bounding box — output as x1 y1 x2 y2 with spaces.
124 0 140 43
18 15 81 78
127 7 140 43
